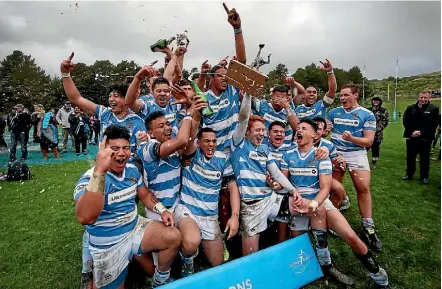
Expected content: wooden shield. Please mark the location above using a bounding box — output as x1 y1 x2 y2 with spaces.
225 60 268 97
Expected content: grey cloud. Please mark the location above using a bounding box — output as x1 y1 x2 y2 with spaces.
0 1 440 80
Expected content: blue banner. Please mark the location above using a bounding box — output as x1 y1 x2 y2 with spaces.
161 233 322 289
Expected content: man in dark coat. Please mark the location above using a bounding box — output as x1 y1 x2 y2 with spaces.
367 96 389 165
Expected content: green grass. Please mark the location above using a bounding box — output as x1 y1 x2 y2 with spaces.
0 100 440 289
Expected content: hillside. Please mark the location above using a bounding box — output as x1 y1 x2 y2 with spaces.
368 71 441 100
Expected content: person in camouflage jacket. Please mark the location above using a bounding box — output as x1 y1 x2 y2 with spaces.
367 96 389 165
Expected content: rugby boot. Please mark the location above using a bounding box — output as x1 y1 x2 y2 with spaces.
181 260 194 278
339 196 351 212
322 265 355 286
79 272 93 289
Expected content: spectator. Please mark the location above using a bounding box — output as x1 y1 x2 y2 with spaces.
31 104 45 144
56 100 75 153
40 108 61 160
402 91 440 184
92 117 100 145
0 115 7 151
6 104 32 163
367 96 389 165
88 116 94 144
69 106 90 155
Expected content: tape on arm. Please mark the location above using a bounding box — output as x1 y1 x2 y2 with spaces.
323 95 334 105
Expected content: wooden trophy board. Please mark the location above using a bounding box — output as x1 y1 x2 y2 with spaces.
225 60 268 97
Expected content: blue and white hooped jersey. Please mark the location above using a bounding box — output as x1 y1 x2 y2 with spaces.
136 139 181 207
295 99 328 119
181 149 234 217
202 85 241 152
252 98 295 145
74 164 143 249
138 98 185 137
94 106 146 154
281 146 332 200
268 143 295 169
231 138 276 201
327 106 376 152
139 93 154 103
317 138 338 159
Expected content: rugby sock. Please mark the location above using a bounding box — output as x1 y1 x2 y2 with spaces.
354 250 380 274
81 231 93 273
180 251 195 265
153 268 171 285
312 229 331 266
362 218 375 230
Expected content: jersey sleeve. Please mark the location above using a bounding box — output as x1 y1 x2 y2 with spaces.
318 159 332 175
251 98 263 114
137 141 160 162
329 143 338 159
137 175 144 189
223 158 234 177
281 152 290 171
94 105 107 120
73 169 93 201
228 84 241 106
363 112 377 131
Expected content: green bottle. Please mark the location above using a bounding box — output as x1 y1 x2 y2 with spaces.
150 36 176 52
191 80 213 116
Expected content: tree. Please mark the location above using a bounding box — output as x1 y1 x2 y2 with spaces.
347 66 363 85
0 50 52 112
265 63 289 94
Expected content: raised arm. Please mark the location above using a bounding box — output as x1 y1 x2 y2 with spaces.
182 95 208 156
284 77 306 106
319 59 337 106
126 66 157 113
227 7 246 64
232 91 251 145
61 53 97 116
196 60 211 92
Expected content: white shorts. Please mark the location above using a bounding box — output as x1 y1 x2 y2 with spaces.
174 204 222 240
289 199 336 231
340 150 371 172
89 216 152 288
144 198 179 221
240 193 278 237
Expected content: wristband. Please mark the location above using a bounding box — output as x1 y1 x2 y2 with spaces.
183 115 193 121
232 212 239 218
153 203 167 215
326 70 334 75
234 27 242 35
61 72 71 78
309 200 319 211
86 171 106 195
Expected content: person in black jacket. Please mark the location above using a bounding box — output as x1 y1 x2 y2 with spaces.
6 104 32 163
0 115 7 150
367 96 389 165
402 91 440 184
68 106 90 155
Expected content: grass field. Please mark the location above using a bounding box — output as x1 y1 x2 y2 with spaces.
0 100 440 289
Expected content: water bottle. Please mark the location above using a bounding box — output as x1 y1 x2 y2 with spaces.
150 36 176 52
191 81 213 116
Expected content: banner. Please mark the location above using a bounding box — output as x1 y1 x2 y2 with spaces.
161 233 323 289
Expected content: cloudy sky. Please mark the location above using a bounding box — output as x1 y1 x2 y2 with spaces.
0 1 440 80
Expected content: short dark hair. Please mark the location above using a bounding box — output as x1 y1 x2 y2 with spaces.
299 118 318 131
107 84 129 97
312 117 327 130
103 124 131 142
341 84 359 94
269 121 286 131
152 77 170 90
210 65 226 76
145 111 165 130
272 85 289 94
197 127 216 139
177 79 191 87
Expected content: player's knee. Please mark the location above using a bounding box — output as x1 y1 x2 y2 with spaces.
165 227 182 248
356 185 370 196
181 233 200 253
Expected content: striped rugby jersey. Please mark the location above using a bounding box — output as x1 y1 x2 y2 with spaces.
94 105 146 155
327 106 376 152
73 164 143 249
231 138 276 201
295 99 328 119
202 85 241 152
180 149 234 217
137 139 181 207
281 146 332 200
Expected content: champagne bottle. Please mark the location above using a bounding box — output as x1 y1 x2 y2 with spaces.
191 81 213 116
150 36 176 52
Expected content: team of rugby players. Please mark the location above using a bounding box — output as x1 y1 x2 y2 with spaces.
66 6 391 289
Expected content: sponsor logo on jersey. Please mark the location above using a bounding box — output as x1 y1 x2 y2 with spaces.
249 151 267 164
334 118 359 126
194 164 221 180
108 185 137 205
289 167 318 176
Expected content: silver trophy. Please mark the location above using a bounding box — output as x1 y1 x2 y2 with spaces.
176 30 190 47
250 44 271 71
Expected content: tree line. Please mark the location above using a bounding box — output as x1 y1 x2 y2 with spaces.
1 50 435 114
